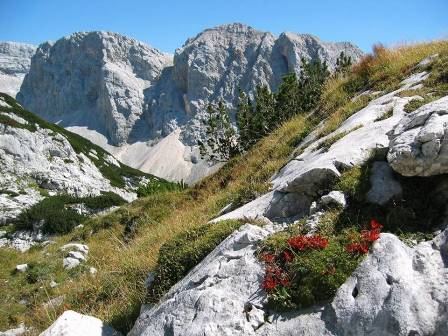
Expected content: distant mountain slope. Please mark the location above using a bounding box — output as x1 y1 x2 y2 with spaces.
0 42 36 97
0 93 159 223
15 24 363 183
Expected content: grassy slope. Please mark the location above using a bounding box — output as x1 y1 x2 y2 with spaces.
1 40 447 333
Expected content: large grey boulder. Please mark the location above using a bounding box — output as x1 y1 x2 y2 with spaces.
387 95 448 176
0 42 36 97
40 310 121 336
129 222 448 336
366 161 402 205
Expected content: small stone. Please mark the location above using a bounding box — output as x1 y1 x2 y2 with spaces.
320 190 346 208
50 280 58 288
89 267 97 276
68 251 86 261
61 243 89 255
63 257 80 270
15 264 28 273
144 272 155 289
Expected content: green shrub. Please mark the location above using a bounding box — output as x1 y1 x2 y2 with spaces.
147 219 245 303
259 237 362 310
136 179 186 197
81 192 126 209
13 193 126 234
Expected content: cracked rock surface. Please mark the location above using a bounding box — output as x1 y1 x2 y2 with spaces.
388 96 448 176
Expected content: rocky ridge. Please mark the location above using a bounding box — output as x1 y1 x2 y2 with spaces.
0 42 36 97
0 94 152 228
15 24 363 182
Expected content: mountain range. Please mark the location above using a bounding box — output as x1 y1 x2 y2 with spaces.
3 23 363 183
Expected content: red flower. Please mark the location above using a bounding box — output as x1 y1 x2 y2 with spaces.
279 277 290 286
283 250 294 262
346 242 369 254
261 253 275 263
370 219 383 231
262 275 277 290
287 235 328 251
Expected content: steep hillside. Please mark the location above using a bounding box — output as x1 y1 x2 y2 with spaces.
0 92 168 228
1 41 447 336
0 42 36 97
15 24 363 183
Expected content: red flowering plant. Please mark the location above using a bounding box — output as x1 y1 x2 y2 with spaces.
258 218 384 310
345 219 383 255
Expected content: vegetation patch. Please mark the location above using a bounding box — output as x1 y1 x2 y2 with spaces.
13 193 126 234
374 107 394 121
146 219 245 304
136 179 186 197
258 220 381 310
0 113 37 132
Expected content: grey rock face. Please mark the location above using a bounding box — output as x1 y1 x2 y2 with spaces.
0 42 36 97
148 23 364 145
387 96 448 176
16 24 363 182
17 32 172 146
366 161 402 205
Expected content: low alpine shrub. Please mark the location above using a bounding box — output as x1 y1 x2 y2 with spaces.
259 220 382 310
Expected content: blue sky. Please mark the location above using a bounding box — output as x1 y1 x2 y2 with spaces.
1 0 447 53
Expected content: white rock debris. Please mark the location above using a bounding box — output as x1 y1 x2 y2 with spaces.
40 310 121 336
61 243 89 270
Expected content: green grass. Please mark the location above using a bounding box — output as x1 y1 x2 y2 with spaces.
136 179 186 197
0 113 37 132
316 125 362 151
374 107 394 121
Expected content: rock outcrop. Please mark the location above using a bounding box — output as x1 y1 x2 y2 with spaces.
214 71 428 223
129 223 448 336
0 94 147 225
16 24 363 182
0 42 36 97
17 31 172 146
388 95 448 176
